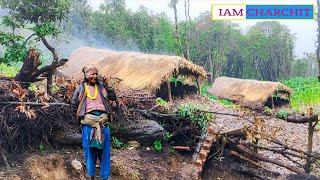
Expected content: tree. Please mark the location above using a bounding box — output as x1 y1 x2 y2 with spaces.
0 0 71 93
169 0 183 56
245 21 294 81
317 0 320 81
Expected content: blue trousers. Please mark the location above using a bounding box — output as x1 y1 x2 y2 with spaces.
82 125 110 179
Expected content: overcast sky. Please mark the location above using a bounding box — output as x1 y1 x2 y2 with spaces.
90 0 317 58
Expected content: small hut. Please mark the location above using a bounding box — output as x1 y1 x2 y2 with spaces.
208 76 293 110
59 47 206 101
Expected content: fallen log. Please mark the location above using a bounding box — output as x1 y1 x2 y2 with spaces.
54 118 165 145
284 114 318 124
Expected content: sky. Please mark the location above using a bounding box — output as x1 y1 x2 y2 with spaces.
89 0 317 58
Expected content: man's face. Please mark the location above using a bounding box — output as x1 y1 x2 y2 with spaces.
86 68 99 84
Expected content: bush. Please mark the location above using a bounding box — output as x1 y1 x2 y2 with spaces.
178 103 213 133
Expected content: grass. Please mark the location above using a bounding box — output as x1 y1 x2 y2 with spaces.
201 83 234 108
282 77 320 112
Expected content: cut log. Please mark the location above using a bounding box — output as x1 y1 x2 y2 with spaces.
284 114 318 124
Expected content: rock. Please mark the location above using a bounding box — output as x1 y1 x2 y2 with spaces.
71 159 83 171
127 141 140 150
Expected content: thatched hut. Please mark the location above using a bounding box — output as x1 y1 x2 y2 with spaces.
59 47 206 101
208 76 293 110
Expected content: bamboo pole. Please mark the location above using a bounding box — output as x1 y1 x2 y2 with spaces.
167 80 173 103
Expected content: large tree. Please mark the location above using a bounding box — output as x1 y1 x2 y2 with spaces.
0 0 71 93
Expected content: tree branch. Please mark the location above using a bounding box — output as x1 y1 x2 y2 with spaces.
23 33 36 46
41 37 58 61
33 58 68 78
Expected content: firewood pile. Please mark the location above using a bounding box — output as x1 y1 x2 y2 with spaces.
0 79 76 169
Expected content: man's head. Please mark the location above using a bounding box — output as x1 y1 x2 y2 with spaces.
82 65 99 85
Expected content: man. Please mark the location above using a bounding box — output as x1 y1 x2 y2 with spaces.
71 65 116 180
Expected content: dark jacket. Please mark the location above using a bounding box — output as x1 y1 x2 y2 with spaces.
71 80 117 119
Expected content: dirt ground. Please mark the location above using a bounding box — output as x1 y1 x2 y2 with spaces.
0 146 200 180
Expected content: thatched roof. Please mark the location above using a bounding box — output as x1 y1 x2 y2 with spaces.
59 47 206 92
208 77 293 109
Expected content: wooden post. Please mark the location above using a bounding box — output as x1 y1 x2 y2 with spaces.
167 80 173 103
305 107 314 173
195 75 201 95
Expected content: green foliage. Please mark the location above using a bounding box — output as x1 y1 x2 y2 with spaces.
0 0 71 24
0 0 71 65
0 31 28 64
178 103 213 133
164 132 173 141
264 107 273 114
28 83 39 92
218 99 234 107
282 77 320 112
0 63 21 77
276 109 290 119
155 97 169 107
111 137 124 149
153 139 162 152
33 22 61 38
39 144 46 154
67 1 302 81
200 84 218 101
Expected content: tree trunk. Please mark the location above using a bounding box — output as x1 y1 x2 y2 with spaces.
208 41 213 75
183 0 190 60
317 0 320 81
14 48 68 89
170 0 183 56
14 48 41 86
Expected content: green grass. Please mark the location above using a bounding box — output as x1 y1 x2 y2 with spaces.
282 77 320 112
201 83 234 107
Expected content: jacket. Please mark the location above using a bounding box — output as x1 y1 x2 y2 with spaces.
71 80 117 119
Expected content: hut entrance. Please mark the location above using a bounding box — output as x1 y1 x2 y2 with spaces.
265 93 291 109
156 80 198 101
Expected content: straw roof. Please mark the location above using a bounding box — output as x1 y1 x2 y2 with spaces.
59 47 206 92
208 76 293 109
